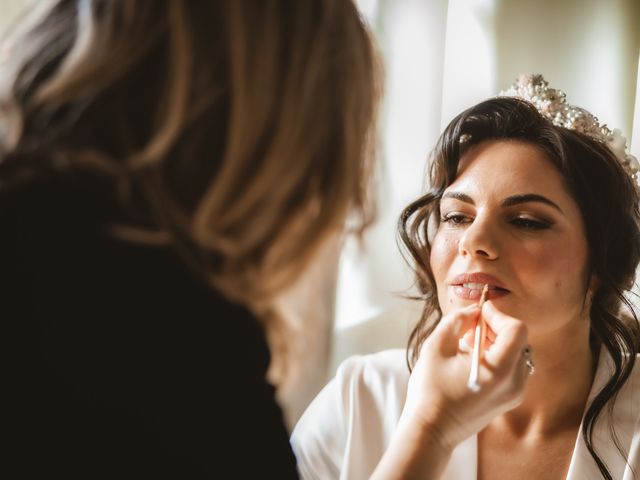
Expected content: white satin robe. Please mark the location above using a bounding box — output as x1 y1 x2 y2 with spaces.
291 349 639 480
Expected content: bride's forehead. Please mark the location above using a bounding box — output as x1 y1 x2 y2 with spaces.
452 140 562 186
441 142 578 207
458 139 552 167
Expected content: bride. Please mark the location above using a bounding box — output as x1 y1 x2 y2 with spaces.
291 75 640 480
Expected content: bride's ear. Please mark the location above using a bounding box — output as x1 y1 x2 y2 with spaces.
586 275 599 303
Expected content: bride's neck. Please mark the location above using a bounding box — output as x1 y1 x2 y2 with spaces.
494 326 596 438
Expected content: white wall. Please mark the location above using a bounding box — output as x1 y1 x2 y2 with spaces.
0 0 34 35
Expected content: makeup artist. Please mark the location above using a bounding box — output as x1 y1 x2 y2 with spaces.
291 75 640 480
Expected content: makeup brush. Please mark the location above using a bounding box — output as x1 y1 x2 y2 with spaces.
467 284 489 392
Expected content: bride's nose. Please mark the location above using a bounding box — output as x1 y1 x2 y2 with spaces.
458 216 499 260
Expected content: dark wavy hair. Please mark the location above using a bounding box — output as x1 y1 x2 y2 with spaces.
399 97 640 479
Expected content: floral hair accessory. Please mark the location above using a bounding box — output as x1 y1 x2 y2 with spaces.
499 74 640 186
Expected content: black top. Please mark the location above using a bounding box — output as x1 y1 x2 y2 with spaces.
2 171 298 479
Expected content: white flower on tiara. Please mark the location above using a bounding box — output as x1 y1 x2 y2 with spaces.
499 74 640 187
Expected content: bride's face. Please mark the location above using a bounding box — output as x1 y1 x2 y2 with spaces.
430 139 593 339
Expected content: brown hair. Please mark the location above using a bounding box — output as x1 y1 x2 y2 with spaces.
399 97 640 479
0 0 381 383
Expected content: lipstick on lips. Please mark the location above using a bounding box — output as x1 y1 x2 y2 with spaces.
450 272 509 301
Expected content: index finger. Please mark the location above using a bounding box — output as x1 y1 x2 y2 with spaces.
429 304 480 356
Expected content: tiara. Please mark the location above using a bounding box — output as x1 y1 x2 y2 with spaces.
498 74 640 186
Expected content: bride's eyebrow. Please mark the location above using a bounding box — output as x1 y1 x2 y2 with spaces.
441 191 564 214
441 191 474 204
501 194 563 214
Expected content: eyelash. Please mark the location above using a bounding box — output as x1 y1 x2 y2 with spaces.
440 213 469 225
509 217 551 230
440 213 552 231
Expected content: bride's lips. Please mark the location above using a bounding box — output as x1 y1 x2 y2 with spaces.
449 272 510 301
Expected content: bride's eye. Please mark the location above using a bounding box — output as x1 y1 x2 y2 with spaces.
510 216 551 230
441 213 471 225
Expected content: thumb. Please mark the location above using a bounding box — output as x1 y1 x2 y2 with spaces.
431 304 480 355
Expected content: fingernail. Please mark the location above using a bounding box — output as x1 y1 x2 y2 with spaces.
458 337 472 353
481 300 494 311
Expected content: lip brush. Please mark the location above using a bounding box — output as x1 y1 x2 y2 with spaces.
467 284 489 392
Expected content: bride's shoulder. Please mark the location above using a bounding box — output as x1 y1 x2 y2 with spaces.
335 349 408 380
331 349 410 401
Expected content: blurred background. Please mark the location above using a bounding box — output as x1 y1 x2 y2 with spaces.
2 0 639 428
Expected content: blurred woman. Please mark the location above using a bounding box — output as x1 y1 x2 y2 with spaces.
0 1 380 478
